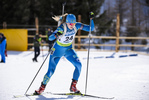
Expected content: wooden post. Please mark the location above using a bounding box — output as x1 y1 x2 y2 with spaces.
35 17 39 35
78 15 81 49
3 22 7 29
115 13 120 52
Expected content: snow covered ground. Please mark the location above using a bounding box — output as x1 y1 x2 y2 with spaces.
0 50 149 100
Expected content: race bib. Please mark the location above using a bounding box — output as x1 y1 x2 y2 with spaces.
58 30 75 44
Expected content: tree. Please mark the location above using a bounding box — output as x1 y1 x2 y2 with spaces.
125 0 142 50
0 0 111 33
113 0 128 26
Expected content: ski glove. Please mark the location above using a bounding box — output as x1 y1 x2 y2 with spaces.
89 12 94 19
48 31 63 41
56 31 63 36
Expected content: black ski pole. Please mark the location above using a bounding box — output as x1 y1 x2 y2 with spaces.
25 2 67 95
24 38 58 95
24 51 50 95
42 45 44 60
85 19 92 95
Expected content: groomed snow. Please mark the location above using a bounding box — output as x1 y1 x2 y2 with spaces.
0 51 149 100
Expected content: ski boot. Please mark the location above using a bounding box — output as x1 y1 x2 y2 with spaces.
34 82 46 95
70 79 81 93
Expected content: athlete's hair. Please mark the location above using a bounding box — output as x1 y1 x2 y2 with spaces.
52 13 68 27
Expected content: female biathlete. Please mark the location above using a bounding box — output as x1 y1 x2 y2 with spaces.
34 12 95 95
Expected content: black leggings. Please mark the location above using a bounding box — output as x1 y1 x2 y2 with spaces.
34 47 40 60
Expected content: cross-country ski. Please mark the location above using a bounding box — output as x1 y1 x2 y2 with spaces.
50 92 114 99
14 92 114 99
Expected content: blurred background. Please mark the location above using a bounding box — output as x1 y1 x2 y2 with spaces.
0 0 149 54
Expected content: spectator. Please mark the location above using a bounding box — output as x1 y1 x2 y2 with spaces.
0 33 7 63
32 33 42 62
46 27 55 51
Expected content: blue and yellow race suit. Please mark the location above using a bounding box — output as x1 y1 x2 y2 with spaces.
42 20 94 85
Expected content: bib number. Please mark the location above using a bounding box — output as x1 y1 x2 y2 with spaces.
65 36 73 42
58 35 74 44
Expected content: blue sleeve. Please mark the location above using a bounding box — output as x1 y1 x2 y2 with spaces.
53 24 64 35
75 19 94 32
49 24 64 41
0 39 6 52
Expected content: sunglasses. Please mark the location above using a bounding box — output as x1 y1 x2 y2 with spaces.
68 23 76 26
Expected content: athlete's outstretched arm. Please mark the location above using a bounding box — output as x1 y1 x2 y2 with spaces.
76 12 95 32
76 19 94 32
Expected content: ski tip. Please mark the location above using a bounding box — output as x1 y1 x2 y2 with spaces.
13 94 25 98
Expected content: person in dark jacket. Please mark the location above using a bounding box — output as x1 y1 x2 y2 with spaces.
32 33 42 62
0 33 7 63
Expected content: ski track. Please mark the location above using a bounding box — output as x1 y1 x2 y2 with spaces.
0 51 149 100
